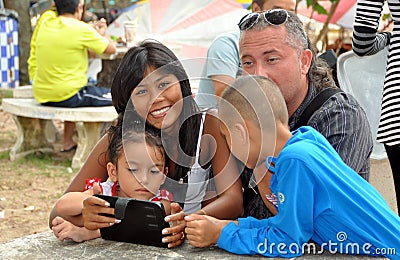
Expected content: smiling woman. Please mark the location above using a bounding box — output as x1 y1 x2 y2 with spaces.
49 39 243 248
131 68 183 131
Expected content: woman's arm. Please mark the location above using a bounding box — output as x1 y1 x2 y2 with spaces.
198 111 243 219
352 0 389 56
49 134 110 227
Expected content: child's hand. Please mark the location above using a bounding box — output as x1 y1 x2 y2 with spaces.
161 202 186 248
184 214 233 248
91 182 102 195
82 195 118 230
52 216 100 242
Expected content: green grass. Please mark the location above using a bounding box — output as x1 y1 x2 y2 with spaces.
16 153 71 176
0 151 73 179
0 89 13 104
0 150 9 160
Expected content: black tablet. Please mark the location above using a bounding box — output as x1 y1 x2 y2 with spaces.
94 194 169 248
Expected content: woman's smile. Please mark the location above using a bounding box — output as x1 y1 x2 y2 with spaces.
150 106 171 118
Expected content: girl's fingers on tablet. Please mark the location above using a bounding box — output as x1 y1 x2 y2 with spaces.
82 197 116 230
162 231 185 248
162 221 185 236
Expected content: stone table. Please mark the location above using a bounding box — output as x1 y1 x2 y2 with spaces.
0 231 386 259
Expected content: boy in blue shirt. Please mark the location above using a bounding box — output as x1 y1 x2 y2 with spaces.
184 75 400 258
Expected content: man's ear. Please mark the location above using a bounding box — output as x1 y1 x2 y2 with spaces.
107 162 118 182
76 2 82 12
234 122 249 145
252 2 261 12
300 49 313 76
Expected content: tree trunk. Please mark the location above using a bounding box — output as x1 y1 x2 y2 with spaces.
315 0 341 46
4 0 32 86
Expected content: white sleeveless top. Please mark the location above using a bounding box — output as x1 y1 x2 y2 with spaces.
183 112 212 213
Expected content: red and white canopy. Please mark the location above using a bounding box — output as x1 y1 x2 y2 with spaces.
297 0 391 30
297 0 357 29
106 0 248 59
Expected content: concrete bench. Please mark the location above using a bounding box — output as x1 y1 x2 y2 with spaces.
12 85 34 98
0 231 388 259
1 98 117 169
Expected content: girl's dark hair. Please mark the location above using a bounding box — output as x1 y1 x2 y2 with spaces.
106 115 165 167
111 39 200 181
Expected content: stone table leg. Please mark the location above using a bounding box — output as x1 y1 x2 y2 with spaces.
72 121 108 169
96 59 121 88
9 115 54 161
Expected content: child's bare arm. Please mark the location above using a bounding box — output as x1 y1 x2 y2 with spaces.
52 216 100 242
54 190 94 221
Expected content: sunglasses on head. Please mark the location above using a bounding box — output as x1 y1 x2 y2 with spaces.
238 9 289 31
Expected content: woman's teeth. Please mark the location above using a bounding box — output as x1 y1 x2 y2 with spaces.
151 107 170 116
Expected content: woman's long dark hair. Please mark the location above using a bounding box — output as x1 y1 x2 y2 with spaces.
111 40 201 182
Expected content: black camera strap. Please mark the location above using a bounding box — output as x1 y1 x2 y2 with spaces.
293 88 343 130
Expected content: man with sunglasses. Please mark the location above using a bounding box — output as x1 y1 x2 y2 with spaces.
185 10 377 258
195 0 296 110
238 9 373 218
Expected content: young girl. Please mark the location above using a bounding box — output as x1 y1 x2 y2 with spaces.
51 120 171 242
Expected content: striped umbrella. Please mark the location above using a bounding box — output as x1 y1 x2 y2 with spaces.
106 0 248 59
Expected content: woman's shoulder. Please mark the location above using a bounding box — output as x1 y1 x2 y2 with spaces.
203 109 222 133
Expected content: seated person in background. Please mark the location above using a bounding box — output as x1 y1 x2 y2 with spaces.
51 120 171 242
185 76 400 258
195 0 296 110
28 4 57 83
30 0 116 152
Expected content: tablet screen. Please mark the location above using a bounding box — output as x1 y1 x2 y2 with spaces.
94 194 169 248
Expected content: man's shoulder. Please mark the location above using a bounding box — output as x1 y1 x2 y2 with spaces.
209 30 240 52
213 30 240 42
61 17 92 30
307 88 372 144
315 89 363 113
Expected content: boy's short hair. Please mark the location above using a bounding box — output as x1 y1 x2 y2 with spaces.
219 75 288 131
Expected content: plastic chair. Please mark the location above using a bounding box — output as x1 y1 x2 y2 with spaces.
336 48 388 160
